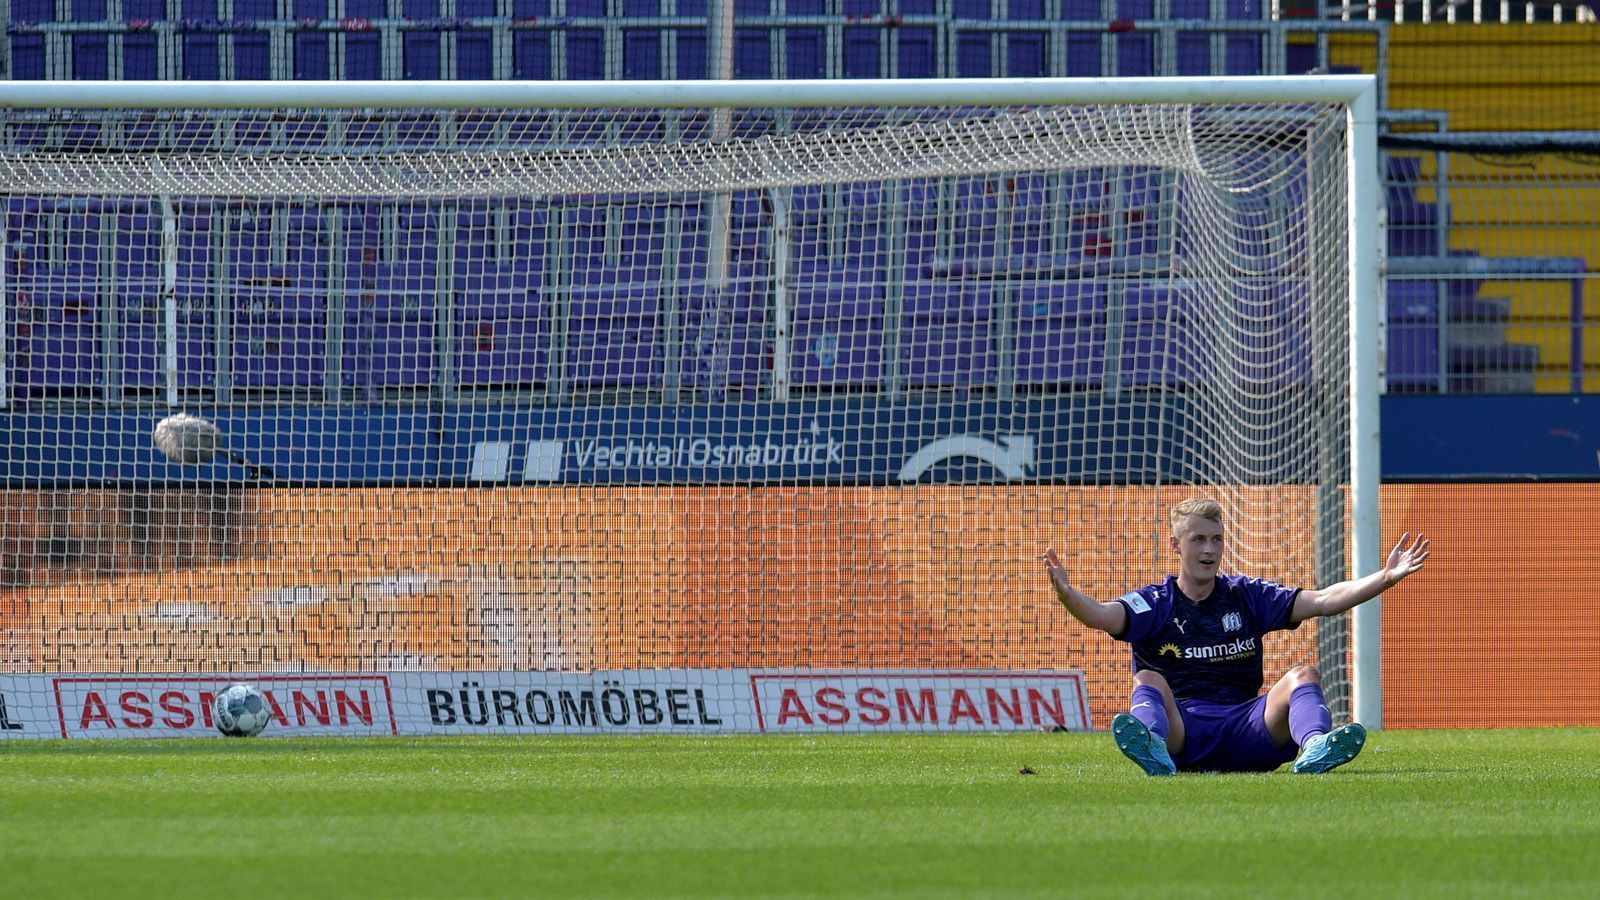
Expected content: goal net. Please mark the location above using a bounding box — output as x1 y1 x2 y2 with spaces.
0 79 1379 739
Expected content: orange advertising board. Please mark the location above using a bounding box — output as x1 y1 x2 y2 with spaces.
3 483 1594 728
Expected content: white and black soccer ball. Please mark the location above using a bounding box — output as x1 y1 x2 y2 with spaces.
214 683 272 737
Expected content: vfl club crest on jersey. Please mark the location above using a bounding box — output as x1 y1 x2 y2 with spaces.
1222 612 1243 632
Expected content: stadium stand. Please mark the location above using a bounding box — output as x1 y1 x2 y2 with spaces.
1 4 1593 397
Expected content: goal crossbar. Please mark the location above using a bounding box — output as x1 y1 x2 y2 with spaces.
0 76 1379 110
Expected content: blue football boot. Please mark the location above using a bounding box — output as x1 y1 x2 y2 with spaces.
1111 712 1177 777
1293 722 1368 774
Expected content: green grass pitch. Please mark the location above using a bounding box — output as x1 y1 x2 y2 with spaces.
3 729 1597 898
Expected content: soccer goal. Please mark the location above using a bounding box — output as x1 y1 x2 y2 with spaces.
0 77 1380 739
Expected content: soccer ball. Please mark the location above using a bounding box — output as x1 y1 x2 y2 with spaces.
214 683 272 737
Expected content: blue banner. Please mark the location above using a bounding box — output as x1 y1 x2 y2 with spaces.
14 393 1575 486
2 396 1202 487
1382 395 1600 479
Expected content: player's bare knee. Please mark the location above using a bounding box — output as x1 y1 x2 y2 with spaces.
1132 669 1172 692
1286 665 1321 688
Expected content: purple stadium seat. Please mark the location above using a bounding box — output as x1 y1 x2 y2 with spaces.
675 30 706 79
840 184 886 270
1175 32 1210 76
1119 286 1202 387
1233 283 1314 387
10 35 45 79
679 276 766 394
72 3 110 24
844 28 882 77
623 30 663 79
16 288 96 324
1386 156 1442 257
682 321 768 391
10 0 56 22
403 31 442 81
566 29 605 80
456 262 539 320
454 263 548 388
1117 283 1318 389
902 280 992 323
947 179 1001 267
1009 174 1053 258
898 180 942 270
233 264 328 322
342 283 433 385
232 31 271 79
344 317 437 388
954 31 991 78
789 282 884 388
569 332 661 389
12 322 102 389
1386 280 1441 392
1117 34 1154 77
905 320 997 387
568 286 663 388
345 30 382 79
1008 32 1048 78
72 34 110 80
736 30 773 79
787 28 826 78
124 33 160 79
453 207 497 264
619 204 669 281
1226 34 1264 75
231 321 326 388
1016 282 1108 387
121 322 217 389
457 317 549 388
361 262 438 314
903 283 998 388
896 27 937 77
182 31 220 78
457 31 495 79
790 185 828 272
296 31 332 80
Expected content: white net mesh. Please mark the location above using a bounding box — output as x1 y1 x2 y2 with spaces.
0 97 1355 736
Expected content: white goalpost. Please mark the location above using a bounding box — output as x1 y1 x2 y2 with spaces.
0 77 1381 739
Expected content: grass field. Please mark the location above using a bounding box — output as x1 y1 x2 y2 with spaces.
3 729 1597 898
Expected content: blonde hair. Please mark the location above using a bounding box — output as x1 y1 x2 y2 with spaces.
1170 498 1224 534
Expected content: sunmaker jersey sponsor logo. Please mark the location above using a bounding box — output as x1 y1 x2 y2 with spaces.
1180 637 1259 661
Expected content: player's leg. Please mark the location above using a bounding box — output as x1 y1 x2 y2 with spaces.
1263 665 1366 773
1110 670 1182 776
1262 664 1324 749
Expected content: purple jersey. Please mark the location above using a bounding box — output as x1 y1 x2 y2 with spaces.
1113 575 1302 706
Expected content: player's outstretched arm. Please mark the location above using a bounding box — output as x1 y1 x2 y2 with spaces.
1040 548 1128 635
1291 532 1432 622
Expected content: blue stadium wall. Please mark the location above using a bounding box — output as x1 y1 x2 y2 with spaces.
3 394 1598 484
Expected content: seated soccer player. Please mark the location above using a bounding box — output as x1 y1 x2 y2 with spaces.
1041 497 1430 775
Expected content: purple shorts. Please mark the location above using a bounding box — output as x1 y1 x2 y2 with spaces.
1170 695 1299 773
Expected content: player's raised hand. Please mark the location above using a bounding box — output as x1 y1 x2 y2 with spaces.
1040 547 1074 601
1384 532 1432 585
